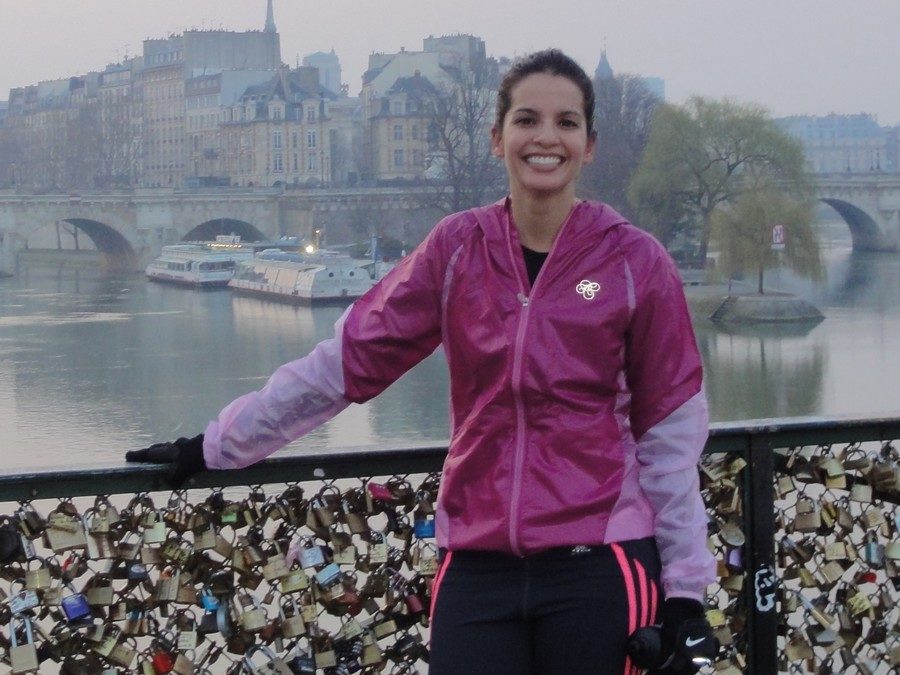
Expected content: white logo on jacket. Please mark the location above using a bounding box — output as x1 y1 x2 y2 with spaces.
576 279 601 300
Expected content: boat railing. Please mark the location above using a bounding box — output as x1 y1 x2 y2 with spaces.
1 415 898 672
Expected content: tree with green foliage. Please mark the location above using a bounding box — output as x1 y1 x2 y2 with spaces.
629 97 809 263
578 73 660 219
711 178 822 294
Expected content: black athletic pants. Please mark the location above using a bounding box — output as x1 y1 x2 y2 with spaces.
428 537 662 675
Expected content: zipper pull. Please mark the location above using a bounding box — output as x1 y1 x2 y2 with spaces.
517 292 529 307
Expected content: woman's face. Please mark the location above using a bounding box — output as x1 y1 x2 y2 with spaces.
491 72 595 200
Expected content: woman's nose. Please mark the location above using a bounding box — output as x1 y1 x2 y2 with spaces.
532 122 557 144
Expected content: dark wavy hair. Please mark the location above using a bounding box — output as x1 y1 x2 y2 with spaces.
495 49 595 137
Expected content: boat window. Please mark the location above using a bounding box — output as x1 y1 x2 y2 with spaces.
328 272 334 277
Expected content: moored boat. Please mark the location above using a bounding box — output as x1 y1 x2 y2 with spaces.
228 250 393 304
146 243 255 287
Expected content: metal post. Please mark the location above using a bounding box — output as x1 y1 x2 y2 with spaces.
743 435 778 673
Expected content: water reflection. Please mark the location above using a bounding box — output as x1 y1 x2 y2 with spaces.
1 245 899 467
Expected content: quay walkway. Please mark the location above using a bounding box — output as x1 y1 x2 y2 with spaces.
0 415 898 673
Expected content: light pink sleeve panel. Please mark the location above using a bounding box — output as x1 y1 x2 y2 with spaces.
636 391 716 601
203 310 351 470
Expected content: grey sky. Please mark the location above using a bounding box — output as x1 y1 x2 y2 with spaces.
2 0 898 124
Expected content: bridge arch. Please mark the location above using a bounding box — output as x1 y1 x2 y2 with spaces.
38 217 137 271
819 198 885 251
184 218 267 242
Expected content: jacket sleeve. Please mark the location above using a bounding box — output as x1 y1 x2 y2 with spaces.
203 222 450 470
625 243 716 602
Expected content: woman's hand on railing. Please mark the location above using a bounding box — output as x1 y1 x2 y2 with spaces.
125 433 206 488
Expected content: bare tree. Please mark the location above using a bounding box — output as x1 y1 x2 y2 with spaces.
421 61 506 214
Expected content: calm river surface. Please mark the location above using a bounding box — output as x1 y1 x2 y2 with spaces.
1 240 898 469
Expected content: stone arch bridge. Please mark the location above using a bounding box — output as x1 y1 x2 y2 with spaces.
814 173 900 251
0 175 898 275
0 187 438 274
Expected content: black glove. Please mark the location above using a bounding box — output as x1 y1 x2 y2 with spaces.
656 598 717 674
125 434 206 488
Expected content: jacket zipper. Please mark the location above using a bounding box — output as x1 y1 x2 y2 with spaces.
505 202 580 556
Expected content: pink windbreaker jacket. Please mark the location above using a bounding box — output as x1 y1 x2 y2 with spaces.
204 200 716 600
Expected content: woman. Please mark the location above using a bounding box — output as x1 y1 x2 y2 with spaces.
129 49 715 674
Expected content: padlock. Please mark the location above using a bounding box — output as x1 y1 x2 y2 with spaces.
315 562 341 588
45 505 89 553
171 650 195 675
16 503 47 540
413 513 436 539
8 578 40 615
286 642 316 674
23 556 51 590
150 630 179 673
850 481 873 502
235 591 268 633
279 595 306 638
368 530 389 566
313 640 337 669
262 549 291 581
61 583 92 623
298 591 318 624
143 510 167 544
156 567 181 604
415 542 439 576
243 644 293 675
10 614 40 674
845 588 874 618
360 632 383 667
297 538 326 569
279 566 310 594
864 532 885 567
109 636 139 668
85 573 115 606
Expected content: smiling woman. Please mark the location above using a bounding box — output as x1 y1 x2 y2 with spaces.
126 48 716 675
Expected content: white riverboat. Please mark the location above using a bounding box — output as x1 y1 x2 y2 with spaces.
229 249 393 304
145 236 256 287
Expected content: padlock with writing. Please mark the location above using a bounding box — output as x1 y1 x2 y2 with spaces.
8 578 40 615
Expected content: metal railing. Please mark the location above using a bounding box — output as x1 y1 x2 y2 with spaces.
0 415 898 673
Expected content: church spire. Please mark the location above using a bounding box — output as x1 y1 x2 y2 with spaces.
264 0 276 33
594 49 613 80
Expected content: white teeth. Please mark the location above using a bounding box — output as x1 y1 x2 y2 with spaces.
526 156 561 165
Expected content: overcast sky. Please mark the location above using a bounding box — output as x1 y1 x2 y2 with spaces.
2 0 898 125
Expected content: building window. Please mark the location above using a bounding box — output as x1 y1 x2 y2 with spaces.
411 124 419 140
412 149 423 166
293 154 299 171
273 131 282 149
308 154 317 171
391 100 403 115
292 132 298 149
393 125 403 141
306 107 316 123
274 154 283 172
307 131 317 148
273 106 282 120
394 149 404 167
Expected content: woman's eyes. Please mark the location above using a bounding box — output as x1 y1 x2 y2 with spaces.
512 116 580 129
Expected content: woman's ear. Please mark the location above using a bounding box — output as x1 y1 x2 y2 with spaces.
583 131 597 164
490 126 504 158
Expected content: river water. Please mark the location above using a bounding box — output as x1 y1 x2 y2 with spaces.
1 239 898 469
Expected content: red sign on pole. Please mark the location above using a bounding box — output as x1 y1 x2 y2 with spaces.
771 224 786 251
